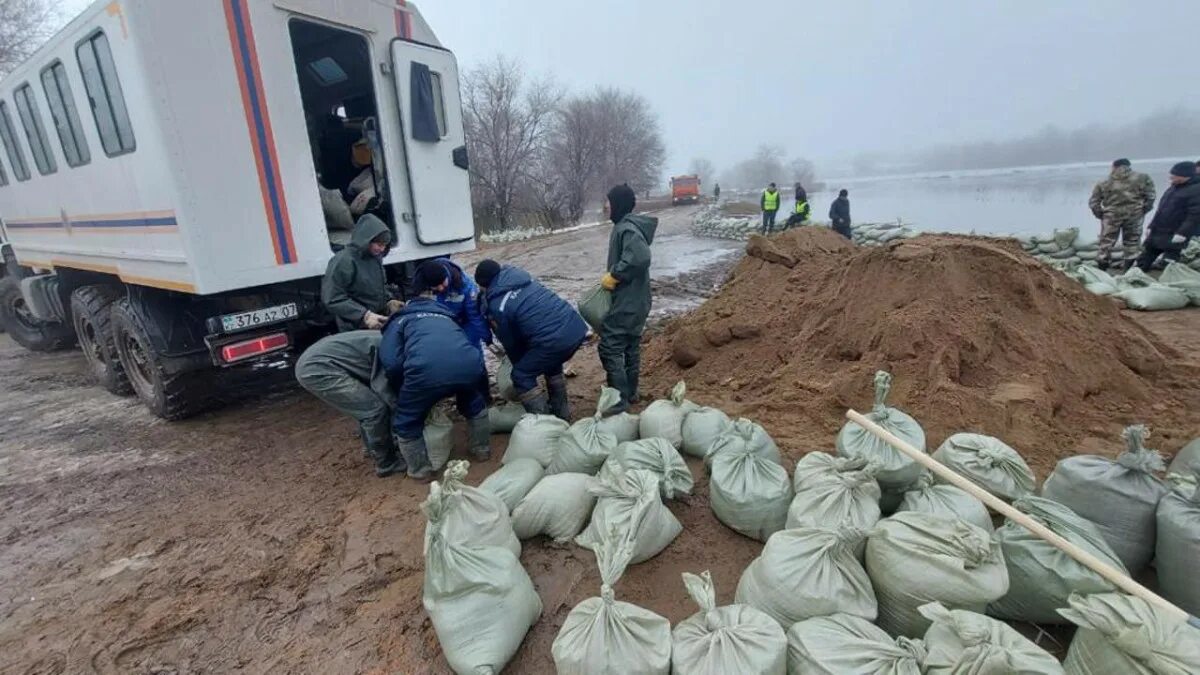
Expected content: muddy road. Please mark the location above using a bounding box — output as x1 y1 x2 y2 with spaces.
0 205 752 674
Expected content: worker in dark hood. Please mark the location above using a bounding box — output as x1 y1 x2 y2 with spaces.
829 189 852 239
475 260 588 419
713 183 721 202
379 292 489 475
1136 161 1200 272
321 214 397 331
295 331 405 477
599 184 657 414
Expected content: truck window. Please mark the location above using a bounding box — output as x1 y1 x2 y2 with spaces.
0 153 8 186
410 62 445 141
40 61 90 168
76 31 135 157
0 102 30 181
14 84 57 175
430 71 447 137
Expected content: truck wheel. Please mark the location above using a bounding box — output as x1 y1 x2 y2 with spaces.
111 297 212 420
0 277 75 351
71 285 132 395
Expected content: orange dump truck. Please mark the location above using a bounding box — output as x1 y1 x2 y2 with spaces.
670 175 702 205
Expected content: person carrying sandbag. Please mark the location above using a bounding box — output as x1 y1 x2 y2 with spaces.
474 260 588 420
598 184 658 415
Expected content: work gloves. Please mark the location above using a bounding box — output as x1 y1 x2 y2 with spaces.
600 272 619 291
363 311 387 330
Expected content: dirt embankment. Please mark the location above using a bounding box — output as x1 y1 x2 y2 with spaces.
646 228 1200 477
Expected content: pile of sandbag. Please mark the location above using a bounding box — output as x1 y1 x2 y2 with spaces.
866 511 1009 637
836 371 926 511
672 571 786 674
1058 593 1200 674
736 526 876 627
601 437 693 499
639 380 697 449
1040 424 1169 574
932 432 1035 502
919 602 1062 673
511 472 597 542
786 454 882 540
549 387 622 475
786 614 927 674
1016 227 1093 269
691 204 759 241
1068 265 1190 311
896 473 993 532
552 530 672 674
422 475 542 674
575 468 681 564
987 496 1126 624
1156 477 1200 617
850 221 919 247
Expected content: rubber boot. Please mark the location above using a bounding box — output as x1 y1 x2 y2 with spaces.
467 412 491 461
366 430 406 477
396 435 433 481
519 387 550 415
625 366 640 405
547 374 570 421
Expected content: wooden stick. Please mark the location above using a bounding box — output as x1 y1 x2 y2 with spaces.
846 408 1198 627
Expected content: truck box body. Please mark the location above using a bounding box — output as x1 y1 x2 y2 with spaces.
670 174 700 205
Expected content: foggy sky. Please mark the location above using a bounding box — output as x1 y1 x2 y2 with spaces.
57 0 1200 176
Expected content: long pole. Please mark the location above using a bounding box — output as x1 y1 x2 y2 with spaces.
845 409 1198 627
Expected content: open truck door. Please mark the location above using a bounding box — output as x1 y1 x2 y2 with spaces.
389 40 473 245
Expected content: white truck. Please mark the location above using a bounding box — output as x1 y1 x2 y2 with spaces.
0 0 474 418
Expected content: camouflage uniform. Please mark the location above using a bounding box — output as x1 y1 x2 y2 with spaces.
1089 166 1156 264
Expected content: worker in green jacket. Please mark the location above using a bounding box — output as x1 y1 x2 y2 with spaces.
321 214 397 331
599 184 657 414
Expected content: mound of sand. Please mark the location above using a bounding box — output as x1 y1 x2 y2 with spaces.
644 228 1200 477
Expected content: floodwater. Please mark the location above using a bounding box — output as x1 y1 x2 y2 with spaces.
794 158 1192 237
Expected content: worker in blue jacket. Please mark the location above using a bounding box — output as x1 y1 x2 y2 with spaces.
379 295 489 478
474 259 588 420
413 259 492 350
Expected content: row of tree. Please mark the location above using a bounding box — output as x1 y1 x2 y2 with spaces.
698 146 818 192
464 57 665 232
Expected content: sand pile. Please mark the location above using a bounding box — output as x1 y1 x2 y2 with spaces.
644 228 1200 477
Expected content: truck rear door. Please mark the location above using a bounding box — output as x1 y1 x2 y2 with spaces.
389 40 473 245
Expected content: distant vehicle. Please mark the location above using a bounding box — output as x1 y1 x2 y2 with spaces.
670 175 701 205
0 0 473 419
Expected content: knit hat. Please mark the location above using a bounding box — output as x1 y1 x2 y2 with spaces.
607 184 637 224
474 259 501 288
415 260 449 292
1113 158 1131 168
1170 161 1197 178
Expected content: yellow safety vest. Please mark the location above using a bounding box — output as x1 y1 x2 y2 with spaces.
763 190 780 211
794 200 810 216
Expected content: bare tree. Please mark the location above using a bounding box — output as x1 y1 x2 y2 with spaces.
787 157 817 189
721 144 784 189
687 157 715 183
589 87 665 197
462 56 561 231
544 96 601 223
0 0 57 75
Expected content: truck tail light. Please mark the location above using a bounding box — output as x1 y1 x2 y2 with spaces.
220 332 289 364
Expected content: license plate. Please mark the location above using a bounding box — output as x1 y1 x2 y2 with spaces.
220 303 298 332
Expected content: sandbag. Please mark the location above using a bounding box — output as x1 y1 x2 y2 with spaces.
1169 437 1200 475
423 487 542 675
1058 593 1200 675
487 403 525 434
672 571 786 675
786 455 882 549
602 437 693 499
577 284 612 334
704 417 782 467
786 614 926 675
866 511 1009 638
576 468 681 564
709 444 792 541
596 411 640 443
681 406 732 458
511 473 596 542
933 432 1035 501
896 473 993 531
1156 480 1200 617
638 381 697 448
1158 263 1200 305
502 414 569 467
1115 284 1190 311
496 356 517 401
423 461 520 558
919 602 1062 674
1040 424 1168 574
552 531 671 675
1053 227 1079 249
478 457 545 513
424 407 455 471
1036 241 1062 254
549 387 621 475
987 496 1126 624
319 185 354 231
836 371 926 496
737 527 876 627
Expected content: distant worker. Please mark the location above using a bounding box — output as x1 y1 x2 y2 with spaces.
1089 158 1156 270
760 182 781 234
713 183 721 202
1136 161 1200 272
322 214 398 331
784 195 812 229
379 293 489 477
474 260 588 419
295 331 404 477
829 189 852 239
599 184 657 413
794 182 808 204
